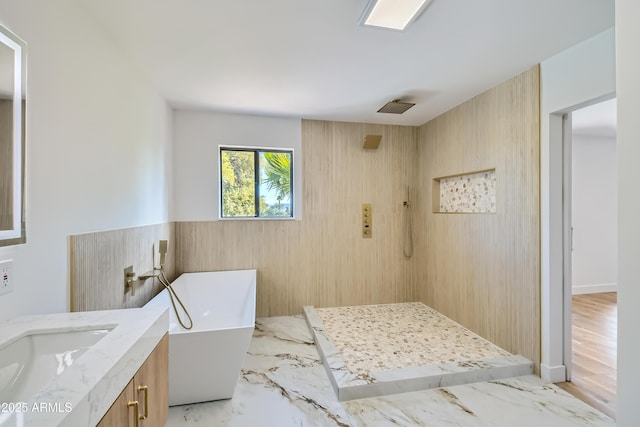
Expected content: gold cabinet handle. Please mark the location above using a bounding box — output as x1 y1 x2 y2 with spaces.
127 400 140 427
137 385 149 420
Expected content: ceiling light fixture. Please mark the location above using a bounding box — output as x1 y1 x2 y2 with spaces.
360 0 433 31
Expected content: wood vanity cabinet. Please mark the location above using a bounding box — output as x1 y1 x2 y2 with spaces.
97 334 169 427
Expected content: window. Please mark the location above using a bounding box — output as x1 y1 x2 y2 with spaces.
220 147 294 218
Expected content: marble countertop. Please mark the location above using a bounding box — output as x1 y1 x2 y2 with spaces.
0 307 168 427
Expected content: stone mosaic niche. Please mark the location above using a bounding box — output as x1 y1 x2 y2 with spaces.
434 169 496 213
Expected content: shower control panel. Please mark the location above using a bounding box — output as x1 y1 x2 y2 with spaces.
362 203 372 238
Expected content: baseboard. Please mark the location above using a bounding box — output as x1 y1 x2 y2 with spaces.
540 363 566 383
572 283 617 295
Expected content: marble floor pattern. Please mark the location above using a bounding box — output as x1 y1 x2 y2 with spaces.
166 315 614 427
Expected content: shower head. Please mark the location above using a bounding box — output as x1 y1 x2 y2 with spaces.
363 134 382 149
377 99 415 114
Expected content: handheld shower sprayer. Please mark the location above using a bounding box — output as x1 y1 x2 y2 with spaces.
138 239 169 280
155 239 193 330
158 239 168 270
137 239 193 329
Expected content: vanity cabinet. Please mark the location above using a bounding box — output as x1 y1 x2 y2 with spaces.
97 334 169 427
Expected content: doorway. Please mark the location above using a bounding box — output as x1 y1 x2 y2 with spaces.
557 98 617 419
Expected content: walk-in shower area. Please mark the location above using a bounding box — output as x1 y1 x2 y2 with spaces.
304 302 533 401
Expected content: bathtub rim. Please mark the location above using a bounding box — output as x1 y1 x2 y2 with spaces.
145 269 257 335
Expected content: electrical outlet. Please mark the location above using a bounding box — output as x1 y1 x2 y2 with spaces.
0 259 14 296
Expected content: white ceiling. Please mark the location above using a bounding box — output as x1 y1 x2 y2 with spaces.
80 0 615 126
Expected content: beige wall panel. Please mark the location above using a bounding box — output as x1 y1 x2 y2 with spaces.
176 120 418 317
70 222 176 311
415 66 540 367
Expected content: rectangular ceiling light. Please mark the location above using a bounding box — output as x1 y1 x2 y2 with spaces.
361 0 432 31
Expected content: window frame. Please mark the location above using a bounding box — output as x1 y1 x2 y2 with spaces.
218 145 295 220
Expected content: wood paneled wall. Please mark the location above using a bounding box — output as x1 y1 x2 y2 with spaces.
414 66 541 366
176 121 418 317
70 223 176 311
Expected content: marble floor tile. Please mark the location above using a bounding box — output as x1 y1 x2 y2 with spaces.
343 375 613 427
166 315 613 427
166 315 351 427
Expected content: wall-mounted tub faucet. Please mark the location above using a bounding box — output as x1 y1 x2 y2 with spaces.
137 271 158 281
124 265 137 296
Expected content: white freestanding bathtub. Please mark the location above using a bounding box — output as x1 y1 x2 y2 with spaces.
144 270 256 406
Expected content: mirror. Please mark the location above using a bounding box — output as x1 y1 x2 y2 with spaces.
0 24 25 246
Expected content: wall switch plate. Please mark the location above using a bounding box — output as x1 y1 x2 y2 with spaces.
0 259 14 296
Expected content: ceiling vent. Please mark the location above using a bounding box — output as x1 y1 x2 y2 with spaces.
377 99 415 114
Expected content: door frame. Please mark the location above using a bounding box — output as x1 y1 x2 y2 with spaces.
562 112 573 380
555 94 616 381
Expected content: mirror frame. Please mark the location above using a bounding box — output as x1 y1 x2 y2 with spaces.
0 24 25 246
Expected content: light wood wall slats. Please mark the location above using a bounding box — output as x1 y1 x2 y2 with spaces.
414 66 541 367
70 223 176 312
176 120 419 317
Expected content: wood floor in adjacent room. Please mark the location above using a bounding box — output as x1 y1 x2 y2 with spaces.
557 292 617 420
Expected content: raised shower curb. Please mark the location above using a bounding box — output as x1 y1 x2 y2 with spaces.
303 304 534 401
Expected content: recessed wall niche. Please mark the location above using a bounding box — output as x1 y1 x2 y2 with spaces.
433 169 496 213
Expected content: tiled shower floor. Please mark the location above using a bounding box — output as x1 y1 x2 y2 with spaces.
315 302 511 374
304 302 533 400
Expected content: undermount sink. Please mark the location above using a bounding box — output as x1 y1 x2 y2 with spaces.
0 328 112 403
0 308 168 426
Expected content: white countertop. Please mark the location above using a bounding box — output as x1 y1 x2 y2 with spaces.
0 307 169 427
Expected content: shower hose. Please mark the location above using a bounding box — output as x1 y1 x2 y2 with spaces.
158 272 193 330
403 199 414 258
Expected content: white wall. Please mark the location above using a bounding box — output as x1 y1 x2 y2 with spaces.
616 0 640 424
172 110 301 221
571 134 617 294
539 27 616 381
0 1 172 321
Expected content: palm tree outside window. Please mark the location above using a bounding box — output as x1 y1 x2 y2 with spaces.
220 147 293 218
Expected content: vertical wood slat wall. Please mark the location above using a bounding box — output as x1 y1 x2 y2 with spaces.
414 66 541 367
176 121 419 318
70 223 176 311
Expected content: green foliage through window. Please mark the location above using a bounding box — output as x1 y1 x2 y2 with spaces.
220 148 293 218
